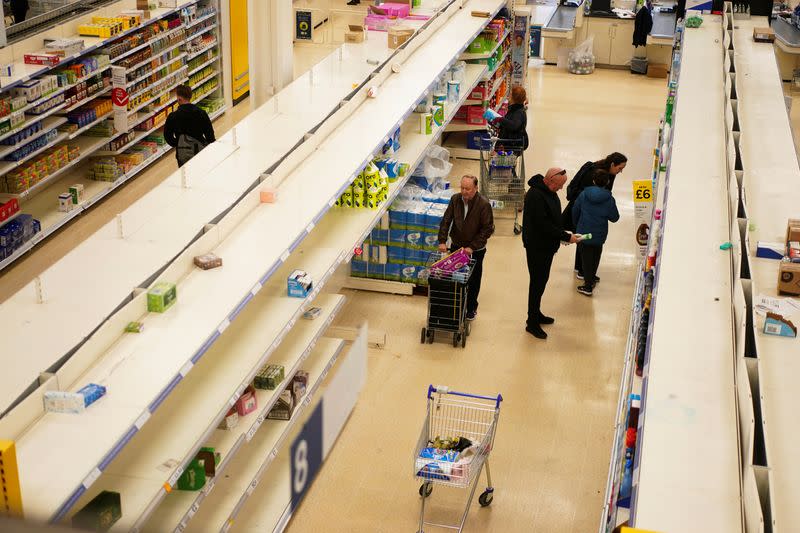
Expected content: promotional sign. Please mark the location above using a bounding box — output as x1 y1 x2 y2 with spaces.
510 8 531 88
111 66 129 133
296 10 312 41
529 25 542 58
632 180 654 259
290 402 323 511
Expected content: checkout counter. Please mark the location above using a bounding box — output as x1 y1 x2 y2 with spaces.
770 16 800 81
537 0 676 67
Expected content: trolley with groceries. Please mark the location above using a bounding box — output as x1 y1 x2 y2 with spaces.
478 123 526 235
420 250 475 348
413 385 503 533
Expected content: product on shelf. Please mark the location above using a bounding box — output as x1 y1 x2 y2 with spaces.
764 312 797 338
68 184 84 205
23 53 61 67
0 440 23 518
193 253 222 270
71 491 122 531
0 198 19 223
44 383 107 414
254 364 285 390
234 385 258 416
44 38 86 58
196 447 221 477
218 407 239 430
176 457 206 491
266 389 295 421
287 269 313 298
147 281 177 312
292 371 309 398
124 321 144 333
259 187 277 203
302 307 322 320
58 192 74 212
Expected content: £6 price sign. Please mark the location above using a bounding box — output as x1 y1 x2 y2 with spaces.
632 179 654 259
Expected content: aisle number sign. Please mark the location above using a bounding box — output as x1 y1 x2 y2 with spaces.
632 179 654 259
291 402 323 511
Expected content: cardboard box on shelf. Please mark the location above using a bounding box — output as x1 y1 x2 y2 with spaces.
647 63 668 79
218 407 238 430
235 384 258 416
778 261 800 295
786 219 800 243
753 27 775 43
388 27 414 49
345 24 366 43
266 389 295 420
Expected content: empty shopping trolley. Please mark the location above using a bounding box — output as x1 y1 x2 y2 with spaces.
420 251 474 348
414 385 503 533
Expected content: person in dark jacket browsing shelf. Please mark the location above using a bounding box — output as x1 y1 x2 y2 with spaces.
438 175 495 321
522 168 580 340
164 85 216 167
572 171 620 297
492 86 529 152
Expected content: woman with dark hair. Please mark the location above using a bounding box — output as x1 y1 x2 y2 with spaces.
492 85 528 152
561 152 627 280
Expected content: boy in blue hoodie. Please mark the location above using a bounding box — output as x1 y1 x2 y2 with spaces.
572 170 620 296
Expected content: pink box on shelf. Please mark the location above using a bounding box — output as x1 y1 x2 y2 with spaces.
467 105 486 125
260 188 277 203
375 2 411 17
235 385 258 416
365 14 392 31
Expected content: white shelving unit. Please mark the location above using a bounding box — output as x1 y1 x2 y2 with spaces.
628 15 742 533
5 2 503 524
733 17 800 531
0 1 458 417
0 0 225 273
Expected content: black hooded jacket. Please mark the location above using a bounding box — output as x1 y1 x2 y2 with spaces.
633 6 653 47
522 174 572 254
496 103 529 151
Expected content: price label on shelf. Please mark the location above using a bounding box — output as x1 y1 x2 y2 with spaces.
632 180 653 203
631 179 654 260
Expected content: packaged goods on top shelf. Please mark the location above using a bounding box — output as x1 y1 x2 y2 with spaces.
101 16 182 61
0 214 41 260
44 38 86 58
79 13 146 38
63 75 111 110
1 144 78 194
181 4 215 26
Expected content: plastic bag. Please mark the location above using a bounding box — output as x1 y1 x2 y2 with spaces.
423 145 453 178
568 36 595 75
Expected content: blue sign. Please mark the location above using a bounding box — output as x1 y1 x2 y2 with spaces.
290 400 323 511
530 25 542 58
296 10 312 41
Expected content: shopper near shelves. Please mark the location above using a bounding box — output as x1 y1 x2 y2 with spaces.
10 0 29 23
572 170 620 297
522 168 580 340
562 152 627 280
491 86 529 152
437 175 495 321
164 85 216 167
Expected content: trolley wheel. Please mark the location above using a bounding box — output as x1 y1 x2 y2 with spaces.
478 489 494 507
419 483 433 498
427 329 435 344
465 321 471 337
420 327 427 344
461 333 467 348
453 333 461 347
513 224 522 235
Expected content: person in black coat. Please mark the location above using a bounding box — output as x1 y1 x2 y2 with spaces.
522 168 579 339
11 0 29 23
492 85 528 152
164 85 216 167
561 152 627 279
633 1 653 48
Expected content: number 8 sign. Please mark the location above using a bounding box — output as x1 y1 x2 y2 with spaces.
290 402 323 511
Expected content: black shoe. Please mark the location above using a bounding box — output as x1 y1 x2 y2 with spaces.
525 325 548 339
466 310 477 321
347 0 360 4
577 285 593 297
538 314 555 325
576 272 584 280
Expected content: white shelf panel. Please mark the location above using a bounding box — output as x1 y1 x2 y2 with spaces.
733 18 800 530
0 116 67 159
632 16 742 533
126 53 188 88
0 0 200 92
0 32 401 410
70 294 345 532
11 4 499 520
459 27 510 60
169 339 343 533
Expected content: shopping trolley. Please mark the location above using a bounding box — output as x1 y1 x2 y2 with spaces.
478 125 526 235
413 385 503 533
420 251 475 348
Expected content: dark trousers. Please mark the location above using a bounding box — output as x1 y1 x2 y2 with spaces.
574 245 582 274
466 248 486 315
579 243 603 287
526 247 554 326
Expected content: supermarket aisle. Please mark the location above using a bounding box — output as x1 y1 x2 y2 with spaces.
288 67 667 532
0 102 251 301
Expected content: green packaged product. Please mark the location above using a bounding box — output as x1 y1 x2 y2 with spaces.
124 321 144 333
254 364 285 390
196 447 221 477
147 281 176 313
72 491 122 532
177 458 206 491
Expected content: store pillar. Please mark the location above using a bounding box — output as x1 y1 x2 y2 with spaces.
248 0 293 108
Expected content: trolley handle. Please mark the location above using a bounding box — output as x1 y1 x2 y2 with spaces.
427 384 503 408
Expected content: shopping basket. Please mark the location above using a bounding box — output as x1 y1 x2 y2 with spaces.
420 251 475 348
478 124 526 235
413 385 503 533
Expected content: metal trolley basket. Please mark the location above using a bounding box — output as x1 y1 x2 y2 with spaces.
420 252 475 348
478 125 526 235
413 385 503 533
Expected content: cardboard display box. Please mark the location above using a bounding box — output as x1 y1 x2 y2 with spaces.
753 27 775 43
647 63 668 79
345 24 366 43
388 27 414 49
778 261 800 295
